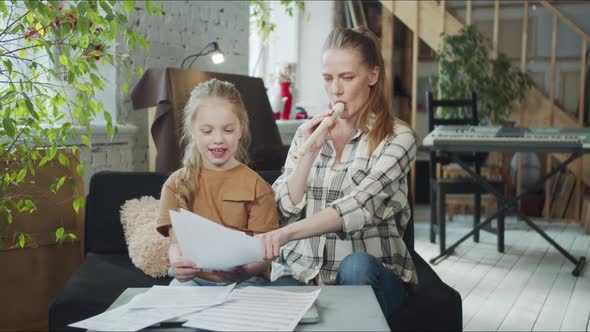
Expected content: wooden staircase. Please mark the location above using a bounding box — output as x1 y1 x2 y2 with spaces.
383 0 590 225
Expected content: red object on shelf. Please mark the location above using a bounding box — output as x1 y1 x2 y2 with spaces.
279 81 292 120
295 108 308 119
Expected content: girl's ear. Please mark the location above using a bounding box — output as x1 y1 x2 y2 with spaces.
368 66 379 87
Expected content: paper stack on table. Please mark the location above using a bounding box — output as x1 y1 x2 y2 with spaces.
68 284 235 331
69 286 320 332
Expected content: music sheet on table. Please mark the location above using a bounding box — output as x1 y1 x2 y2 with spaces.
183 287 321 331
69 284 234 331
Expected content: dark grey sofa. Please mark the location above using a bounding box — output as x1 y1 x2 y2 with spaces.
49 170 462 331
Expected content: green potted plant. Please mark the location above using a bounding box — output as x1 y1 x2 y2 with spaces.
0 1 162 330
429 24 533 124
0 0 161 248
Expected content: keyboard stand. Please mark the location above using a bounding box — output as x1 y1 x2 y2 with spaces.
429 150 586 277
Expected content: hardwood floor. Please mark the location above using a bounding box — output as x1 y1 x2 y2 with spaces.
413 205 590 331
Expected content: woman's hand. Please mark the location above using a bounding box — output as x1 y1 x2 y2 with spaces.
255 228 290 260
170 256 201 282
300 110 337 155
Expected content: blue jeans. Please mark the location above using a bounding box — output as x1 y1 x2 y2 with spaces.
167 269 269 288
271 252 406 318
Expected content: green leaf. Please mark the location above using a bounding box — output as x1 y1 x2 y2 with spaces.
16 168 27 182
18 234 25 248
39 154 51 167
55 227 65 242
0 90 15 103
3 117 15 138
49 144 57 160
103 111 112 123
89 73 102 88
57 153 70 168
23 95 38 120
122 82 129 95
73 196 84 213
106 122 113 138
76 164 85 177
136 35 149 51
79 34 89 48
59 54 68 66
55 176 66 192
123 1 135 15
99 1 113 16
4 60 12 76
81 135 92 148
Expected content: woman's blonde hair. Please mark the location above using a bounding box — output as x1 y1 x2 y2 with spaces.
323 27 396 154
175 78 251 209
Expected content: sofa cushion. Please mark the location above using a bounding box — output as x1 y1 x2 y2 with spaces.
120 196 170 278
48 253 172 331
389 252 462 331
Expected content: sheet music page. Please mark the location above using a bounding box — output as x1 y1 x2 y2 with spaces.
128 284 235 309
183 287 321 331
68 298 206 331
170 209 263 270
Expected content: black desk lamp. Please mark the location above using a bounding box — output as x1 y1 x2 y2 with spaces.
181 41 225 69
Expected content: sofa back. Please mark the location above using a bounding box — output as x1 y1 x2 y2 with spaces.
83 170 414 254
84 171 169 255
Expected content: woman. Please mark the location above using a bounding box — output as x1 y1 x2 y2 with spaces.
256 27 418 318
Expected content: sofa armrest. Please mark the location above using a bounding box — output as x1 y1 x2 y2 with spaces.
84 171 169 255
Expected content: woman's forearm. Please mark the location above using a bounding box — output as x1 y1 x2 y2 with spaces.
286 152 316 204
285 207 342 241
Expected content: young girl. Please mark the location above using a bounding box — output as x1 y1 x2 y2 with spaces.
257 27 417 318
156 78 279 286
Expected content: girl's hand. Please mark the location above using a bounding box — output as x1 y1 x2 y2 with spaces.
300 110 337 155
170 257 201 282
255 228 290 260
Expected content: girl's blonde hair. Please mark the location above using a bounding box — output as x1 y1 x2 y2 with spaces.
175 78 251 209
323 27 396 154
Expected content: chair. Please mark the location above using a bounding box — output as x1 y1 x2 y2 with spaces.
426 91 505 255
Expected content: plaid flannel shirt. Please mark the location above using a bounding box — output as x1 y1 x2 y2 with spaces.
270 120 418 285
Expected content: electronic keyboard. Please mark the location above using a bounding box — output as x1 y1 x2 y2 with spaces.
422 126 590 153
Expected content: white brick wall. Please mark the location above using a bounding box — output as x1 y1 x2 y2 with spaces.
83 1 249 192
76 125 138 194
